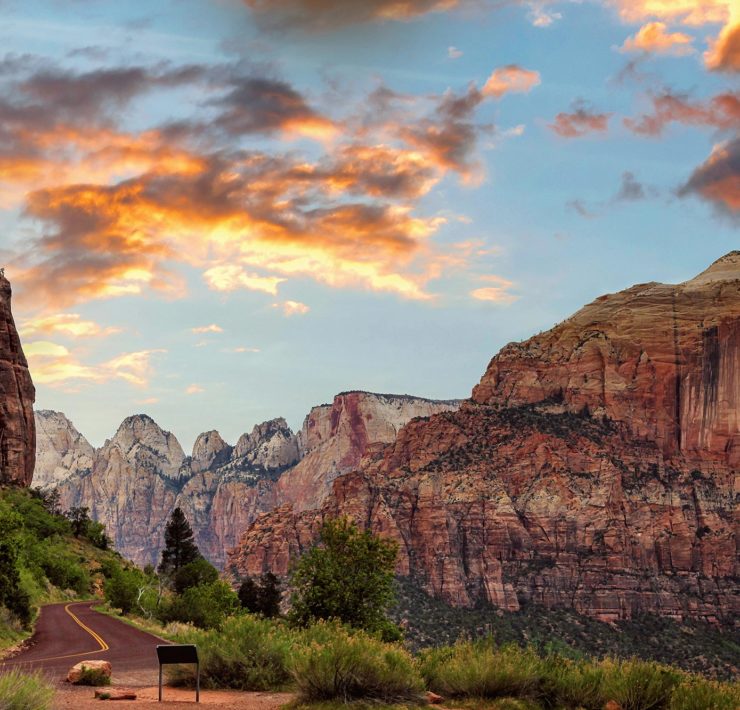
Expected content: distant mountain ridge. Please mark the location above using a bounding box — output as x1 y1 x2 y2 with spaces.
34 392 461 567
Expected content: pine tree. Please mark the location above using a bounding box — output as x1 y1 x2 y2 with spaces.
158 507 201 576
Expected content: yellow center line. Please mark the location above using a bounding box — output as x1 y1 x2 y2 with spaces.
0 602 110 666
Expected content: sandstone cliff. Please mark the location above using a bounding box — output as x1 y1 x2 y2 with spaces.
46 393 459 567
34 410 94 489
0 272 35 486
229 253 740 624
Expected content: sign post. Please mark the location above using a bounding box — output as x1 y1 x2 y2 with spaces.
156 644 200 703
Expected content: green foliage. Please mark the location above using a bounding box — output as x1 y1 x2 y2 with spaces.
173 557 218 595
158 507 201 576
104 566 145 614
163 580 239 630
669 677 740 710
600 658 682 710
73 666 112 687
0 668 54 710
66 506 91 538
420 640 544 700
289 517 399 638
168 613 297 691
238 572 282 618
290 622 425 705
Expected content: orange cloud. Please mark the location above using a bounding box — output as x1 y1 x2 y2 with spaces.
242 0 464 29
25 342 165 387
482 66 541 99
203 265 286 295
20 313 120 338
621 22 695 54
549 102 611 138
470 275 517 304
624 90 740 135
679 137 739 216
610 0 736 71
186 384 205 394
274 300 310 316
191 324 223 334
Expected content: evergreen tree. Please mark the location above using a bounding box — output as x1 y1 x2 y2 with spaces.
158 507 201 576
67 506 90 537
238 572 282 617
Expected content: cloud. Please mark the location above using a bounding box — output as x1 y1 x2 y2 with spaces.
567 199 600 218
704 15 740 72
609 0 737 72
225 346 261 353
470 275 517 304
20 313 120 338
203 265 286 295
186 384 205 394
614 171 648 201
481 65 541 99
527 2 562 27
191 324 223 334
210 76 337 139
274 300 310 316
678 137 739 217
136 397 160 405
25 342 165 387
620 22 695 55
448 46 463 59
549 101 611 138
241 0 466 30
624 90 740 136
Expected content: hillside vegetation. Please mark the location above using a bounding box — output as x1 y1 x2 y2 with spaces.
0 486 126 652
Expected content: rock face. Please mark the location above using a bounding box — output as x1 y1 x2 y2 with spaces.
229 253 740 624
33 410 94 489
46 394 459 568
0 272 35 486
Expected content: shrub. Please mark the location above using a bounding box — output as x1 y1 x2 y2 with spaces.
0 668 54 709
289 517 400 639
39 547 89 595
669 677 740 710
539 655 606 710
168 614 296 690
600 658 681 710
290 622 425 705
173 557 218 595
74 666 112 687
238 572 282 618
161 581 239 630
104 567 144 614
420 640 544 700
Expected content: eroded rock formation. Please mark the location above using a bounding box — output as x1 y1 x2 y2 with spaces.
43 393 459 567
34 410 94 489
0 272 35 486
229 253 740 624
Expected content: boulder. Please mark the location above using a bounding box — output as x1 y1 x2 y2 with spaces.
67 659 112 684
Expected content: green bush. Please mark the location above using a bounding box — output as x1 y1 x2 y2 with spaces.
290 622 425 705
104 567 144 614
38 546 89 594
669 677 740 710
0 668 54 709
161 581 239 630
73 666 112 687
539 655 606 710
168 613 296 690
600 658 681 710
420 640 543 700
173 557 218 595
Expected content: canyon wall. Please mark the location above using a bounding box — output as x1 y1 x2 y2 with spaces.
0 272 35 486
229 252 740 624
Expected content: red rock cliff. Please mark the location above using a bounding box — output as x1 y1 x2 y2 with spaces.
0 272 35 486
229 253 740 624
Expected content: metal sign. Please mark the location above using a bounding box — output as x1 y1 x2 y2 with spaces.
156 644 200 703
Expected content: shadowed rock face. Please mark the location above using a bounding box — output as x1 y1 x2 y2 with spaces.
229 253 740 625
0 273 35 486
44 394 460 567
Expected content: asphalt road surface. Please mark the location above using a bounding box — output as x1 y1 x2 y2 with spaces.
0 602 166 680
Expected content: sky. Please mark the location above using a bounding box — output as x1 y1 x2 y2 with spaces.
0 0 737 450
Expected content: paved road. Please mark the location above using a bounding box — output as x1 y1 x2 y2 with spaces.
0 602 166 680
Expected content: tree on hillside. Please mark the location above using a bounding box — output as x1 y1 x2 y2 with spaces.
238 572 282 618
158 507 201 576
67 506 91 537
289 517 400 639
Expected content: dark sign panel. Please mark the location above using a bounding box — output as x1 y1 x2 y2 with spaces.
156 644 199 665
